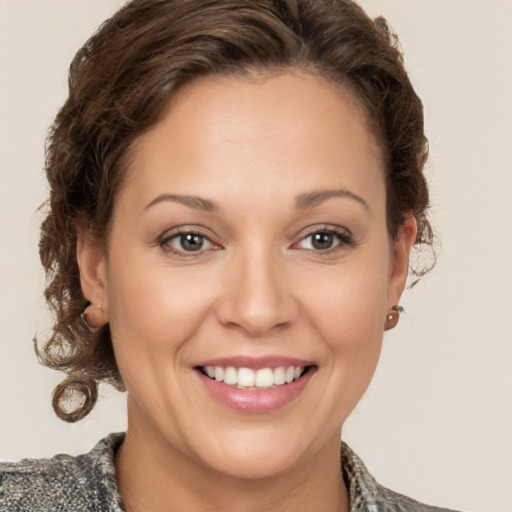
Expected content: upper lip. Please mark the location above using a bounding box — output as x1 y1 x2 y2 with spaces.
193 355 315 370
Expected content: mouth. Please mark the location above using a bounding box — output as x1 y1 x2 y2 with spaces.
197 364 313 390
193 357 317 413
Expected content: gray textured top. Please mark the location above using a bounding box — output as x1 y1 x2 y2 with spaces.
0 433 460 511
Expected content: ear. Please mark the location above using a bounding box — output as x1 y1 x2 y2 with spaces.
387 215 417 307
76 232 109 324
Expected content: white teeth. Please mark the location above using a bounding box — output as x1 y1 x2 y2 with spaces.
202 365 306 389
238 367 255 387
273 366 286 385
255 368 274 388
214 366 224 382
224 366 237 385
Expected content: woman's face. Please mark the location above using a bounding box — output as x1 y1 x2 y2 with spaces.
79 71 415 479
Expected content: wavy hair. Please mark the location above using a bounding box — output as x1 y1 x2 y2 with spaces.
38 0 431 421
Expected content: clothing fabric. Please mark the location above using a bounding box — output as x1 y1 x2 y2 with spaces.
0 433 460 511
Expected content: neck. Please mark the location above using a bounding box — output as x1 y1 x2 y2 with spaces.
116 408 349 512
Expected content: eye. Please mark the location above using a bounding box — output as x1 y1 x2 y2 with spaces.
295 228 353 251
160 230 216 254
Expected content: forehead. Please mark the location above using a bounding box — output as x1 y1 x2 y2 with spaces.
120 71 385 212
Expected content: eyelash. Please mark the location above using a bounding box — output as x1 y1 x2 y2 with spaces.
158 225 354 257
159 227 219 257
294 226 355 253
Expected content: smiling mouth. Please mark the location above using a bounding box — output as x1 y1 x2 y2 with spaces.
197 365 314 390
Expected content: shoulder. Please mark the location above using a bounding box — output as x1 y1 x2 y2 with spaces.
371 484 461 512
341 441 462 512
0 432 125 512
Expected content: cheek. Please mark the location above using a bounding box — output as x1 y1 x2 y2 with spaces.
293 250 390 408
105 259 221 427
105 254 217 368
312 268 388 415
299 258 389 344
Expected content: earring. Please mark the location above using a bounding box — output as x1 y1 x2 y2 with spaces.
81 303 106 329
384 305 404 331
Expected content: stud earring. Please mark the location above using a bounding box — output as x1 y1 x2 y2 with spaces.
81 303 106 329
384 305 404 331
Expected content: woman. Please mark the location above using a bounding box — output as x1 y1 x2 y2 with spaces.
0 0 461 510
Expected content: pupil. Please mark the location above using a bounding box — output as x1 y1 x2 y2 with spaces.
181 234 203 251
312 232 333 250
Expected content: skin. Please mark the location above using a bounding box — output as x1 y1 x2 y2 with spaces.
77 71 416 512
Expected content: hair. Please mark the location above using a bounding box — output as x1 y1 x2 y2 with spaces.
37 0 431 422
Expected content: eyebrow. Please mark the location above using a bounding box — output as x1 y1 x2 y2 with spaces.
295 188 369 211
144 194 220 213
144 187 369 214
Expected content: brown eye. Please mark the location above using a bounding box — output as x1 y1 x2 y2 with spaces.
178 233 205 251
298 231 339 251
295 228 353 252
310 232 335 250
162 232 214 253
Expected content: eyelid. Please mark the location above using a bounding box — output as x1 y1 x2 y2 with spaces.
291 224 355 251
295 223 353 239
158 225 222 256
156 223 354 257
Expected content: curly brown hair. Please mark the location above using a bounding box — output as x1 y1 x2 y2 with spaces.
37 0 431 422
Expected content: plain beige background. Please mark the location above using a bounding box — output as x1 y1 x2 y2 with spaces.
1 1 511 511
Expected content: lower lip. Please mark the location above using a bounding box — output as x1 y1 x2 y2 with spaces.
196 368 315 413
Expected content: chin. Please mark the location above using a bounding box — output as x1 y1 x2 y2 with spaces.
188 421 325 481
204 445 302 481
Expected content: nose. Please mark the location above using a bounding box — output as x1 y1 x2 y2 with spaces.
215 245 298 337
